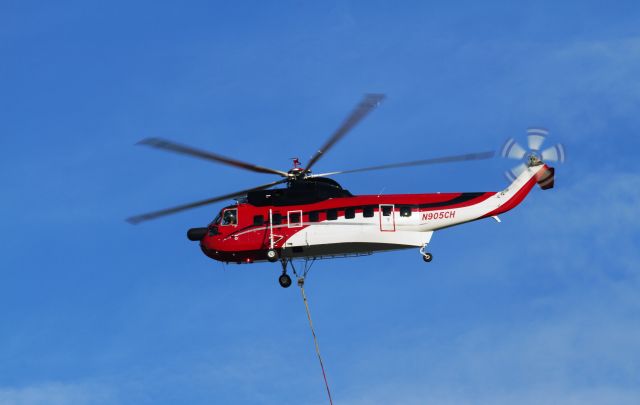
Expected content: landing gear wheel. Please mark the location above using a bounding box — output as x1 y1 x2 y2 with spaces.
422 252 433 262
266 249 278 262
278 273 292 288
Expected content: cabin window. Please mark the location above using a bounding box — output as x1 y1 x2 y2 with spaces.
272 213 282 225
221 208 238 226
253 215 264 225
327 209 338 220
400 206 412 217
345 207 355 219
309 211 320 222
288 210 302 227
382 206 393 216
363 206 374 218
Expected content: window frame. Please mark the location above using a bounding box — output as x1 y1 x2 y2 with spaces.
288 210 303 228
221 208 238 226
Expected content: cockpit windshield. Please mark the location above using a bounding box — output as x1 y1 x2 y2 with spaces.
211 213 222 225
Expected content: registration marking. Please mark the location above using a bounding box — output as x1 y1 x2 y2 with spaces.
422 210 456 221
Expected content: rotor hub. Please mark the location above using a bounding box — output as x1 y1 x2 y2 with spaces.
287 167 306 178
527 152 542 166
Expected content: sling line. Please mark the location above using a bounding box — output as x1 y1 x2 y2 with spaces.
291 261 334 405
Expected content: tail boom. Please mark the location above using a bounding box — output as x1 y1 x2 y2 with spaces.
420 163 553 231
480 163 553 219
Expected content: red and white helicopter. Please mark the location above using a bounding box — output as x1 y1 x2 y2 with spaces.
128 94 565 288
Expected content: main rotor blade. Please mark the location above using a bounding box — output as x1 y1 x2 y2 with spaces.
126 179 288 224
307 150 495 178
304 93 385 173
138 138 289 177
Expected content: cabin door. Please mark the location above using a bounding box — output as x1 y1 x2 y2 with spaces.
379 204 396 231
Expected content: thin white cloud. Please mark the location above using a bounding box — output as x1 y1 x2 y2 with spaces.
0 382 113 405
333 171 640 405
456 36 640 143
522 171 640 281
337 308 640 405
526 172 640 231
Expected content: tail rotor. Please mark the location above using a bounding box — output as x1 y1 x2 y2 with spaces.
501 137 528 160
527 128 547 151
505 162 528 182
540 143 566 163
501 127 566 183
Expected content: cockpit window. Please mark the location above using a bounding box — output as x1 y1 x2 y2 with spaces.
221 208 238 226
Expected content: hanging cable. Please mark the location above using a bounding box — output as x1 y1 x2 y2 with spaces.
290 260 333 405
298 277 333 405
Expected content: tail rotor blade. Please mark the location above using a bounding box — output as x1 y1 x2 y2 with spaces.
541 143 566 163
527 128 548 151
505 162 528 182
501 138 527 160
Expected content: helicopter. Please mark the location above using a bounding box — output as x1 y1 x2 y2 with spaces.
128 94 565 288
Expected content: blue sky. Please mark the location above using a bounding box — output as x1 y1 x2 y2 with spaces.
2 1 640 404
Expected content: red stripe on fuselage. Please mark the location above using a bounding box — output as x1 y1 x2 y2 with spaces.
201 191 494 262
482 174 539 218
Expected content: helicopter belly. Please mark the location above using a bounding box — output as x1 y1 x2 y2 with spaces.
284 224 432 255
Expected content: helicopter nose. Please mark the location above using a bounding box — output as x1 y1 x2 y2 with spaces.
187 227 208 241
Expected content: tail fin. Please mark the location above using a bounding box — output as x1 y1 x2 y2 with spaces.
536 166 555 190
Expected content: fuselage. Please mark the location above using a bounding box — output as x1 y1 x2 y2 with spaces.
199 163 549 263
